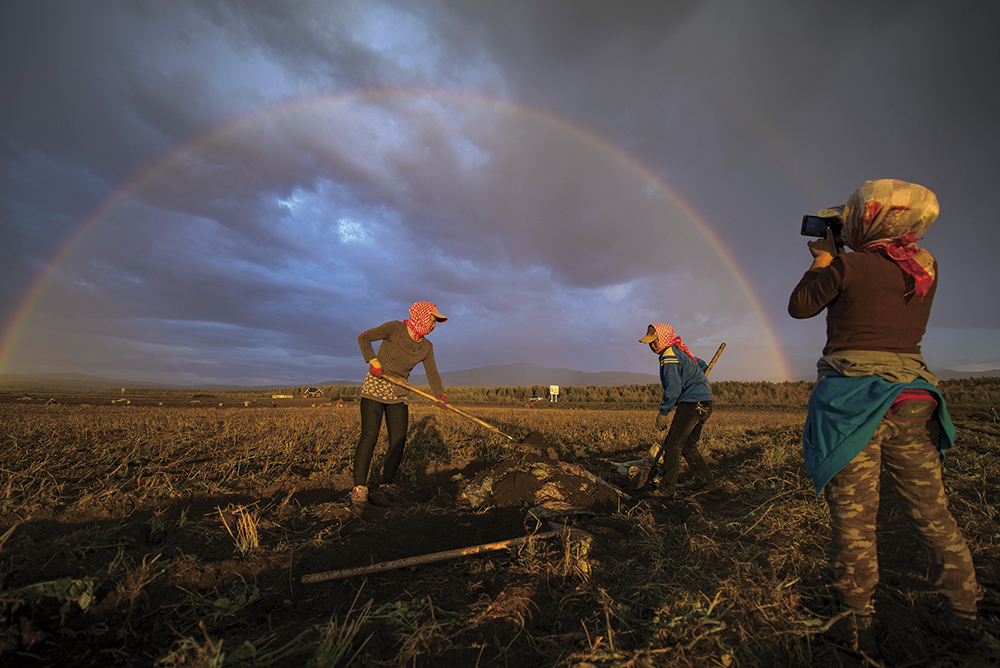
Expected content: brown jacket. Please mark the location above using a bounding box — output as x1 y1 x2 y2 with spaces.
788 250 937 356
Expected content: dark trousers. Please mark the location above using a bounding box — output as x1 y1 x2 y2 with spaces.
659 401 715 489
354 398 409 487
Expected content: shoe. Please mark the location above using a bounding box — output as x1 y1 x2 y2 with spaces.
367 490 391 507
926 608 983 642
379 483 400 498
825 607 880 658
350 485 368 506
650 484 676 500
629 461 655 491
699 483 726 501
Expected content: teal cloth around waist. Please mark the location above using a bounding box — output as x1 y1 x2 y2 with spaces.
802 373 955 495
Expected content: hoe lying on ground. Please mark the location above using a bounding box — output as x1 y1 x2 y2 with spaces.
302 521 592 583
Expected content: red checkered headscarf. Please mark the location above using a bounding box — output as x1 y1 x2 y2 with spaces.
840 180 939 300
647 324 697 362
405 302 446 340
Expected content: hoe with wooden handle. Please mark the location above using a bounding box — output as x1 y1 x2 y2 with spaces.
629 342 726 492
379 374 516 442
302 522 591 583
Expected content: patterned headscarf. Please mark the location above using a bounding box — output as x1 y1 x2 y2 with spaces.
405 302 446 340
644 324 697 362
839 179 939 299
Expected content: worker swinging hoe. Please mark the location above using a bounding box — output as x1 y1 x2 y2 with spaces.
612 342 726 490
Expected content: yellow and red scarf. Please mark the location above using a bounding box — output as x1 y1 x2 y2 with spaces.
405 301 440 340
649 323 697 362
842 179 939 300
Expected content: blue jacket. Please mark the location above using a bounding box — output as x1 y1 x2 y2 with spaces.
658 346 712 415
803 373 955 495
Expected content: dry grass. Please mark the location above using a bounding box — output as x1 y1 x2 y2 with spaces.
0 398 998 666
217 505 261 556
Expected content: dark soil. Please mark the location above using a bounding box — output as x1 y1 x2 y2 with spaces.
0 420 651 667
1 395 998 667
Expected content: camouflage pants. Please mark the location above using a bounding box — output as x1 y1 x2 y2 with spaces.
824 415 980 613
659 401 716 489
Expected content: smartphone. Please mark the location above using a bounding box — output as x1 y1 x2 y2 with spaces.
800 215 829 237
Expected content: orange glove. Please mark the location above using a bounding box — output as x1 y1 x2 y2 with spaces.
369 364 383 377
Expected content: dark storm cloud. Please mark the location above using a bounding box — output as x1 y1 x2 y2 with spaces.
2 0 999 385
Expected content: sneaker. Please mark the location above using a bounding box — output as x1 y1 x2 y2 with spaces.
350 485 368 505
379 483 400 498
649 484 676 500
367 489 391 507
927 608 983 642
825 607 880 658
629 462 655 491
699 483 726 501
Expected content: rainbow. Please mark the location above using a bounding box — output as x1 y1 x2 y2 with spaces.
722 92 827 211
0 90 792 381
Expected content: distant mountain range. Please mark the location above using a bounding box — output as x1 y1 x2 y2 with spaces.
0 373 317 393
1 363 997 392
408 363 660 388
0 364 659 392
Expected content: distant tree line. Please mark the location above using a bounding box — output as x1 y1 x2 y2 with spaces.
90 377 999 408
302 377 1000 408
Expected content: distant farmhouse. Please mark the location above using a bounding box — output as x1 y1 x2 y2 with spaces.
304 387 323 398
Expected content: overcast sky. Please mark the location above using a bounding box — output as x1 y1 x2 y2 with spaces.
2 0 998 386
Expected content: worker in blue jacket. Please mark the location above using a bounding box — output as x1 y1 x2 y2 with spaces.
639 323 721 499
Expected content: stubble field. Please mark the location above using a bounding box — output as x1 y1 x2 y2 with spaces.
1 392 998 667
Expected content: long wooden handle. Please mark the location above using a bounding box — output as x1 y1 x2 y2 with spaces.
705 342 726 376
302 531 558 583
380 374 515 442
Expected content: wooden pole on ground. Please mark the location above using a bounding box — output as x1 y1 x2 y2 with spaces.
302 531 558 584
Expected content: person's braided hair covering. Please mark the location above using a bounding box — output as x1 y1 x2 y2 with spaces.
405 302 439 340
649 323 697 362
842 179 939 299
